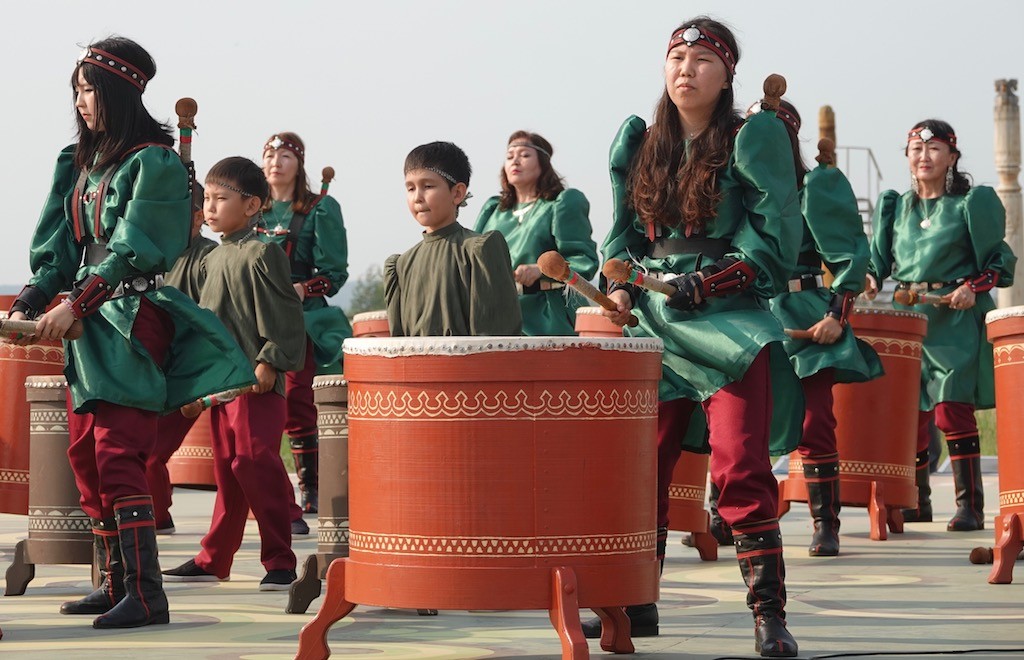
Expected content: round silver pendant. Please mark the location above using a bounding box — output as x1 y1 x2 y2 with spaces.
920 218 932 229
682 26 701 43
131 276 149 292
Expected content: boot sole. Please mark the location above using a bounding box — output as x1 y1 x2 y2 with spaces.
60 605 114 615
163 575 227 582
93 612 170 629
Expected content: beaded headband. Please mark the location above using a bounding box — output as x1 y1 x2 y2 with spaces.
425 167 473 207
907 126 957 149
667 25 736 75
508 141 551 158
264 135 305 161
77 47 148 92
206 179 253 198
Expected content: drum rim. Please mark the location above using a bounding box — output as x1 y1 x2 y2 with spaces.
24 374 69 388
312 375 348 389
574 306 608 316
986 306 1024 324
852 305 927 321
343 336 664 357
351 310 389 323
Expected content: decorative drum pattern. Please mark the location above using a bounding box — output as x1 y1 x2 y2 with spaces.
167 409 216 488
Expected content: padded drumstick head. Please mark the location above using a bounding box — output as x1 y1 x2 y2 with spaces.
538 251 572 282
602 259 633 283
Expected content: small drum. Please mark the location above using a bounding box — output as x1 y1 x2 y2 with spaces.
297 336 663 658
984 306 1024 583
351 311 390 338
574 306 623 338
5 375 93 595
779 306 927 540
166 409 216 488
0 299 66 515
667 451 717 561
313 375 349 567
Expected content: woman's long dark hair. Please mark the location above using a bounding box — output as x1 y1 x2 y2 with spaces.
778 100 809 190
261 131 316 213
71 36 173 171
628 16 743 234
906 118 972 196
497 131 565 210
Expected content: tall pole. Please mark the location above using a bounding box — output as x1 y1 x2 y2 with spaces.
994 80 1022 308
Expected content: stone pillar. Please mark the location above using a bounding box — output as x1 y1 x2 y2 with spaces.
819 105 836 147
995 79 1022 308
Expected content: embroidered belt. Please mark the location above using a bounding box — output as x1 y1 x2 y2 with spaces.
112 273 164 299
517 280 566 295
788 274 824 292
896 278 966 291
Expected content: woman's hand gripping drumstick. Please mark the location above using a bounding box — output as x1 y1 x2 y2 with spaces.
539 251 639 327
1 316 84 343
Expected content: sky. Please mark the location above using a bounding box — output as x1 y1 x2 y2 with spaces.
3 0 1023 302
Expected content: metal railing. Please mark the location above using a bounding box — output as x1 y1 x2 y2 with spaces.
835 146 884 240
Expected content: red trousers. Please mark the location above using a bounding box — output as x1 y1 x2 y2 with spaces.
195 391 295 577
284 336 317 438
917 402 978 451
66 298 174 519
796 368 837 458
147 410 198 527
657 349 778 531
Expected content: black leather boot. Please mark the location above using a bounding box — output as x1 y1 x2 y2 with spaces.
804 456 841 557
734 521 798 658
947 436 985 531
902 450 933 523
581 527 664 639
93 496 170 629
684 481 732 547
61 517 124 614
290 433 319 514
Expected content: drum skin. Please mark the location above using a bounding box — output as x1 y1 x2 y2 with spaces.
351 311 390 338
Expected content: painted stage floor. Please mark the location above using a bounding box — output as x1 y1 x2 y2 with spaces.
1 473 1022 660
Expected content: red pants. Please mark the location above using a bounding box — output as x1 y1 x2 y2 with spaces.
917 402 978 451
146 410 198 527
796 369 837 458
657 349 778 531
66 298 174 519
284 336 317 438
195 391 295 577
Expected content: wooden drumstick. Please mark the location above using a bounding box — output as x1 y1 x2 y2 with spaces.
784 329 814 340
760 74 787 112
320 167 335 195
816 138 836 167
180 387 248 419
0 318 84 341
538 251 639 328
893 289 948 306
969 546 1024 564
602 259 677 297
175 98 198 164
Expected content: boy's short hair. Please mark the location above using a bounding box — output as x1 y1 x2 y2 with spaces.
205 157 270 205
404 141 472 188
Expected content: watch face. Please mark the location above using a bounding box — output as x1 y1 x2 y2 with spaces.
682 26 701 43
131 276 149 292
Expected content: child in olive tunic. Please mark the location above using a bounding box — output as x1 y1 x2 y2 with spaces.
386 142 522 337
163 158 307 590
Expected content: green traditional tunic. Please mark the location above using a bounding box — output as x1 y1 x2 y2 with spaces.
259 196 352 368
769 164 883 383
200 229 307 397
384 222 523 337
164 235 216 303
870 186 1017 409
601 112 804 453
28 145 255 413
474 188 598 336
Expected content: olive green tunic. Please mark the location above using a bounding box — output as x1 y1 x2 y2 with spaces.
199 229 307 397
164 235 216 302
474 188 598 336
769 164 883 383
870 186 1017 409
28 145 255 413
384 222 523 337
259 196 352 368
601 112 804 453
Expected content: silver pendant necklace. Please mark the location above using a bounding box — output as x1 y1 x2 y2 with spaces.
511 202 536 225
919 198 937 229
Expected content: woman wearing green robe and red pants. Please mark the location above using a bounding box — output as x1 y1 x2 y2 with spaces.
595 17 801 657
866 119 1016 532
474 131 598 335
6 37 252 629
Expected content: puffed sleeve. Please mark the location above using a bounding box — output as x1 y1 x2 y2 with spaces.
868 189 901 282
730 111 802 297
307 195 349 295
468 231 522 336
100 146 190 284
473 195 501 233
802 164 869 294
384 253 403 336
551 189 599 280
253 243 307 371
600 115 648 262
27 145 81 300
964 186 1016 286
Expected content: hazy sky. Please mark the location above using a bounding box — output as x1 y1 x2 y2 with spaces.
3 0 1022 301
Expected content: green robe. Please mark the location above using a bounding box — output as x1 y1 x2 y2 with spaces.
200 229 307 397
384 222 523 337
164 235 216 303
259 196 352 368
28 145 254 413
601 112 804 454
869 186 1017 410
474 188 598 336
769 164 883 383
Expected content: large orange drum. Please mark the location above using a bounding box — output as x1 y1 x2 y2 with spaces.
984 306 1024 583
351 310 390 338
166 409 215 488
0 298 66 515
297 336 663 659
779 306 927 540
